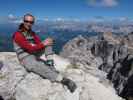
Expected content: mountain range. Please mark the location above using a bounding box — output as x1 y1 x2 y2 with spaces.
0 17 133 53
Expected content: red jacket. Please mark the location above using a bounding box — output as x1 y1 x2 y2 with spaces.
13 31 45 53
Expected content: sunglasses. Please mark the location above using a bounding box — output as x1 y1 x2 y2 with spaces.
24 20 34 24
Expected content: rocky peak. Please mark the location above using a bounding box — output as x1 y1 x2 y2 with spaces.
60 32 133 100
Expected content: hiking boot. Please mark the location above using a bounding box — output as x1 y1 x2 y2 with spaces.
61 77 77 93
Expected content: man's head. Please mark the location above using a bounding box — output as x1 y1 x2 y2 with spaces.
23 13 35 30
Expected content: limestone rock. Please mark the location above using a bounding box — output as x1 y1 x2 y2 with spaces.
0 52 123 100
0 52 27 100
60 32 133 99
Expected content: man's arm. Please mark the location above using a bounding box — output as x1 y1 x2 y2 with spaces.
13 32 45 53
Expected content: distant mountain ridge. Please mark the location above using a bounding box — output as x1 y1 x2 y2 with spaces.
0 20 133 53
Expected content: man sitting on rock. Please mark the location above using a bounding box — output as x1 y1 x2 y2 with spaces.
12 13 77 93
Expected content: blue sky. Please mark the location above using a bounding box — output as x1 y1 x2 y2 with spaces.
0 0 133 20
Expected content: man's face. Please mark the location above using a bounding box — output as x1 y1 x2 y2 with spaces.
23 15 34 30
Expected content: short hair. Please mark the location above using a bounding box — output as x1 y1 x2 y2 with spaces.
23 13 35 21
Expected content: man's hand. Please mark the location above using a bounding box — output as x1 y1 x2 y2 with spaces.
43 37 54 46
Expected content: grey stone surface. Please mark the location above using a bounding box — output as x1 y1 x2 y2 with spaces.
0 52 123 100
60 32 133 99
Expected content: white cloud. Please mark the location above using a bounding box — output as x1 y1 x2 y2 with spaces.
102 0 118 7
54 18 65 22
12 19 23 24
44 18 49 21
118 17 128 21
8 14 16 19
7 14 22 24
90 16 106 22
88 0 118 7
69 18 80 22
